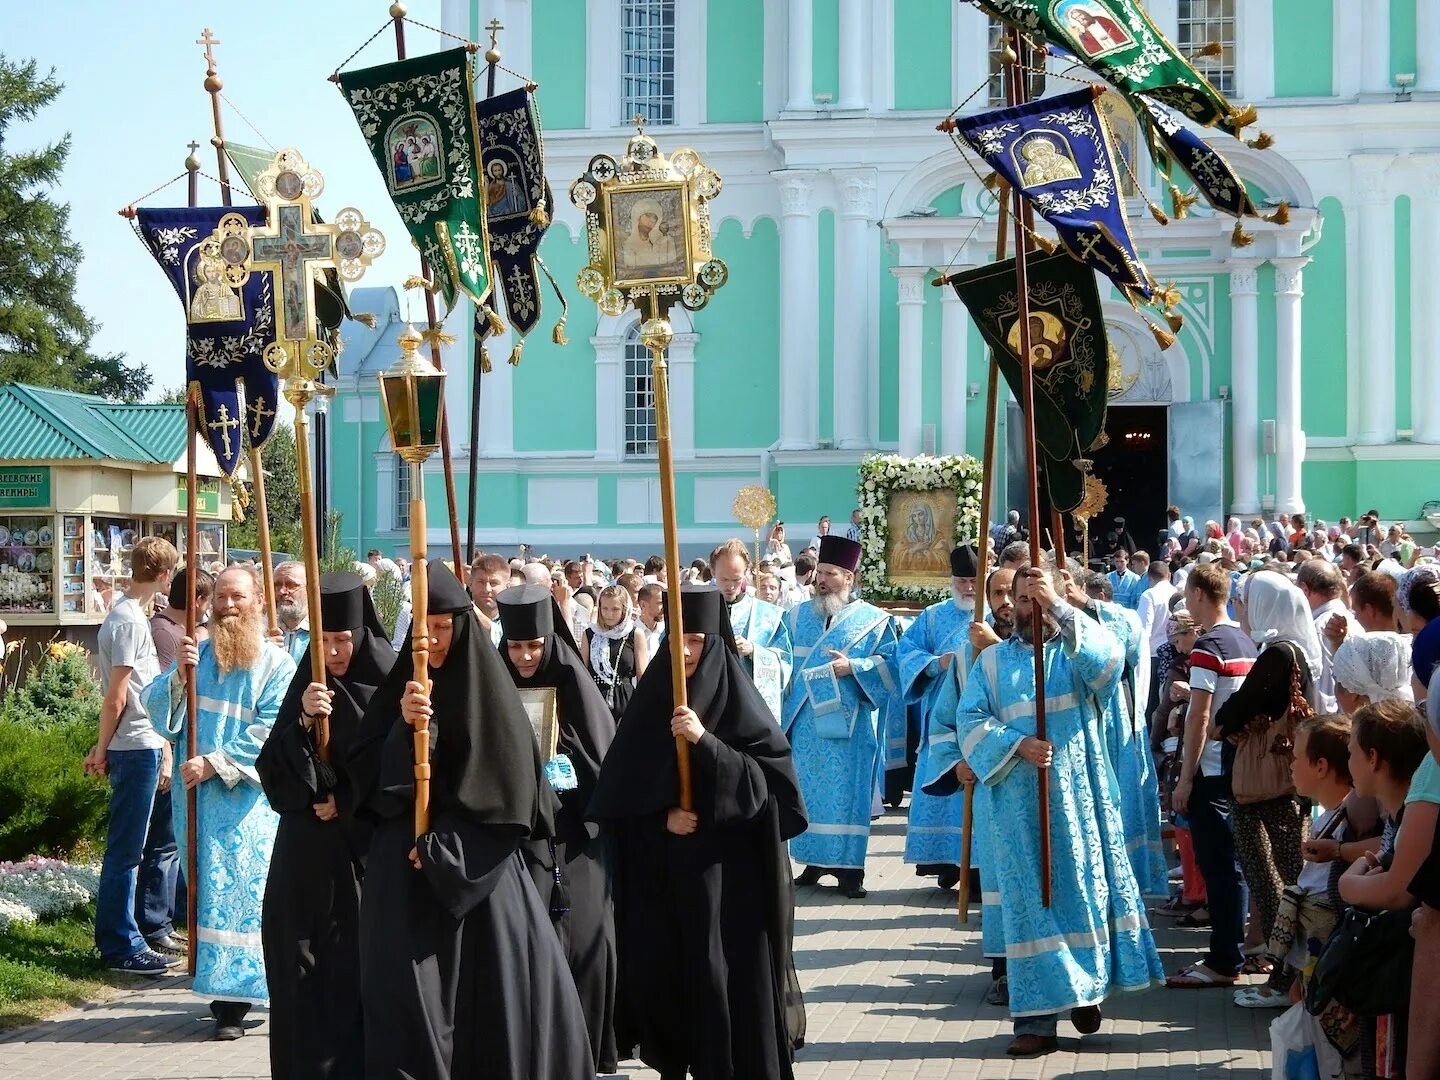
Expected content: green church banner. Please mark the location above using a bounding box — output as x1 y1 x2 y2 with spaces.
0 467 52 509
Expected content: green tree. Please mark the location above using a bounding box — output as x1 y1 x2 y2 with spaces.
0 56 148 401
230 424 303 559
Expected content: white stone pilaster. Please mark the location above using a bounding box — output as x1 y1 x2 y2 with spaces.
674 0 706 126
953 0 990 110
587 0 621 128
592 336 625 460
668 333 698 459
1236 1 1274 102
833 169 875 449
1147 0 1178 40
777 171 820 450
1272 258 1307 514
837 0 869 110
1411 157 1440 442
786 0 814 112
1333 0 1362 98
893 266 927 458
1228 261 1261 514
1361 0 1392 93
1418 0 1440 91
1352 154 1396 444
939 286 969 458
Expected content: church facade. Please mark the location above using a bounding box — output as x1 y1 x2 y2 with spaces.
325 0 1440 560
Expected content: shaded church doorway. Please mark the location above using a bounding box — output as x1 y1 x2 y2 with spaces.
1087 405 1169 556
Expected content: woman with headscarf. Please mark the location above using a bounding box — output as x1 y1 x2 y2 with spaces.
1225 518 1245 560
345 562 593 1080
257 572 396 1079
589 585 808 1080
584 584 649 722
497 584 619 1074
1213 571 1321 957
1332 632 1414 712
1264 521 1290 558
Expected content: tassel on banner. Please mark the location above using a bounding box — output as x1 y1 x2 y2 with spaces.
1266 201 1291 225
1146 318 1177 350
484 305 506 336
1248 131 1275 151
403 274 434 293
353 312 378 328
1169 184 1199 219
1229 103 1260 131
1231 219 1255 247
552 316 568 345
529 202 551 227
1033 235 1058 254
1148 201 1170 226
1189 41 1224 60
480 346 493 374
508 340 524 366
1167 311 1185 334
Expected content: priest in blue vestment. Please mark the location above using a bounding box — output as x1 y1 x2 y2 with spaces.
784 535 898 899
898 544 980 889
711 539 793 722
1079 572 1168 898
144 565 296 1040
933 565 1162 1058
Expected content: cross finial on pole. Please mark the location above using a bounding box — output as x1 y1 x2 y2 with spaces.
633 112 647 133
196 28 221 72
187 140 200 156
486 17 504 49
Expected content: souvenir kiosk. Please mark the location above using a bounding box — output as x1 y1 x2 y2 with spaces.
0 384 231 651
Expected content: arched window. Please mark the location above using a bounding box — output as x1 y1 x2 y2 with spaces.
394 454 410 529
987 16 1046 106
622 0 675 125
624 326 658 457
1177 0 1236 95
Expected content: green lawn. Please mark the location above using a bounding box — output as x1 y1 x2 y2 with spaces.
0 905 126 1031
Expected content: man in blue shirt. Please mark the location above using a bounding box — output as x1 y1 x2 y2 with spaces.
1107 549 1144 611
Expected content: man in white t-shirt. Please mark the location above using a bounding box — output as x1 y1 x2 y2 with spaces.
86 535 180 976
1134 559 1177 726
1296 558 1359 713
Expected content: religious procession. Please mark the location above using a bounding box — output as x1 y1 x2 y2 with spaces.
2 2 1439 1079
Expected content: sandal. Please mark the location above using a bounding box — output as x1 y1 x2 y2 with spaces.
1166 963 1237 989
1239 955 1274 976
1177 908 1211 928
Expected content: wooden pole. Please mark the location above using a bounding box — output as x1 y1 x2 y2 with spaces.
645 293 693 811
1005 26 1051 908
181 148 202 979
391 3 466 582
290 392 330 758
408 461 432 837
197 26 279 632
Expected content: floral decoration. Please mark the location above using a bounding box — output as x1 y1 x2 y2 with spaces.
0 856 100 934
857 453 984 604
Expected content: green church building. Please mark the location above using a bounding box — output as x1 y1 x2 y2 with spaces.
324 1 1440 559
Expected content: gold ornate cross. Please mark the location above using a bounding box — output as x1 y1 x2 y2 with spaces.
207 402 241 459
632 112 648 133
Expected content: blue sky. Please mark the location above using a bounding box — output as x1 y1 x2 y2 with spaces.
9 1 445 397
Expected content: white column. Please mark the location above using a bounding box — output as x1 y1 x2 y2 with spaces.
1418 0 1440 91
939 286 969 457
1272 258 1307 514
1333 0 1362 99
1412 157 1440 442
673 0 706 126
1361 1 1392 93
837 0 869 109
893 266 926 458
592 336 624 460
1353 154 1397 444
786 0 814 112
477 306 515 455
833 169 874 449
952 0 990 108
587 0 621 128
1236 1 1274 102
777 171 820 449
1228 261 1261 514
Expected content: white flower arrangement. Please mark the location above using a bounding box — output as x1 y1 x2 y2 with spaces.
0 856 101 934
856 453 984 604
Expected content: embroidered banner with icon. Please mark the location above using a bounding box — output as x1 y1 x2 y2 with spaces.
971 0 1254 138
476 87 567 360
953 86 1156 304
134 206 280 476
948 250 1110 512
338 47 492 311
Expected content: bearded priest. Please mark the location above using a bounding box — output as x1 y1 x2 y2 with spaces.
143 565 296 1040
898 544 981 889
711 538 793 721
783 535 898 899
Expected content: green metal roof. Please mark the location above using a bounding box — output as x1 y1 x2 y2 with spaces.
0 384 188 465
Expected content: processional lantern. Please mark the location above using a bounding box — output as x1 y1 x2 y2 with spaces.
379 324 447 462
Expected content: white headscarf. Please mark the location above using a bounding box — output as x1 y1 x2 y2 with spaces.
1242 570 1322 677
1331 632 1414 703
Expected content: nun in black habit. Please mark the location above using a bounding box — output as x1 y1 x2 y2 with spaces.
345 562 593 1080
496 584 619 1074
589 584 809 1080
257 571 394 1080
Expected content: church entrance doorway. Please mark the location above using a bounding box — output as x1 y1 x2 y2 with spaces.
1087 405 1169 557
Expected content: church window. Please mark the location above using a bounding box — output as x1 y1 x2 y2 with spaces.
621 0 675 125
394 453 410 530
1177 0 1236 95
986 16 1046 106
624 326 657 457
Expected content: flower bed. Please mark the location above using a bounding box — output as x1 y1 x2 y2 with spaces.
0 857 100 934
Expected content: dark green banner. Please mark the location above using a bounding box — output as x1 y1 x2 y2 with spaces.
339 47 492 311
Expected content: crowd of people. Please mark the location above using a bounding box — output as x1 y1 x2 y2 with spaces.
69 496 1440 1076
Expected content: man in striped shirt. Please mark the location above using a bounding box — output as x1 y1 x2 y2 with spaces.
1166 562 1256 989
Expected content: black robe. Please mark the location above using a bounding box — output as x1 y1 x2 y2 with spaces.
501 618 619 1073
589 595 808 1080
257 604 394 1080
346 568 593 1080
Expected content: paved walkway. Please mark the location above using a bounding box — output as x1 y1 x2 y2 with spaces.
0 808 1272 1078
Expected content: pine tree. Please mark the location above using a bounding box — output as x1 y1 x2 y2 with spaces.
0 55 149 401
